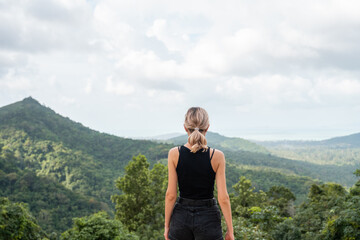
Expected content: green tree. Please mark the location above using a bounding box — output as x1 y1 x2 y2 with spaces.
0 197 44 240
272 183 348 240
229 216 272 240
320 196 360 240
230 176 267 217
61 211 138 240
350 169 360 196
111 154 167 239
267 186 296 217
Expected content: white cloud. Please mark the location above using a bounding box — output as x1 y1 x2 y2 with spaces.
1 0 360 139
146 18 190 52
84 79 93 94
105 76 135 95
324 79 360 95
0 69 31 90
60 96 76 105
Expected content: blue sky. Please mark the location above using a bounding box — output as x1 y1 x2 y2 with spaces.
1 0 360 140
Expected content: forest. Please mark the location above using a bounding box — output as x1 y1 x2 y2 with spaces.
1 97 360 239
2 151 360 239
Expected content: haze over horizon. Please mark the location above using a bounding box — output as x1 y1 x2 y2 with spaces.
1 0 359 141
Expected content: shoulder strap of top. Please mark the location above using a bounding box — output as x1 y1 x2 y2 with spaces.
210 147 215 160
176 146 182 170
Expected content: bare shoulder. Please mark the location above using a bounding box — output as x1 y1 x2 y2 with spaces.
212 148 225 161
169 147 179 155
168 147 180 164
210 148 225 171
168 146 179 155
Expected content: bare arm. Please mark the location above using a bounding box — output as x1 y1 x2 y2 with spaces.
164 147 178 239
215 151 234 238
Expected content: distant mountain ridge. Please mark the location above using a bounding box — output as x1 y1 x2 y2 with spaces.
322 132 360 147
142 132 183 140
255 132 360 166
164 130 357 188
166 131 269 154
257 132 360 148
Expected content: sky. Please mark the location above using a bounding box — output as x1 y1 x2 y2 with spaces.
0 0 360 140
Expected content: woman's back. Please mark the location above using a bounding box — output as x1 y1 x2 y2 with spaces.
176 145 216 199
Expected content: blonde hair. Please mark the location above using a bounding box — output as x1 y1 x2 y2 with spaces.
184 107 209 153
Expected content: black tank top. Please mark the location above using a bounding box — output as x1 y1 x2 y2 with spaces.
176 145 216 199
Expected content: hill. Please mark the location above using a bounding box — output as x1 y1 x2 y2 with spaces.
0 97 172 204
257 132 360 148
224 150 357 187
166 131 269 153
322 132 360 147
256 133 360 166
1 97 357 235
165 131 357 187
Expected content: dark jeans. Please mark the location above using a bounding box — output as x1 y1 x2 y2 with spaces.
169 198 224 240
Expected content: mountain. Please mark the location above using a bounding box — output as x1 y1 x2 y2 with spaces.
256 132 360 148
166 131 269 154
1 97 358 235
322 132 360 147
255 132 360 166
0 97 174 235
142 132 183 140
0 97 172 204
165 131 357 186
0 97 171 168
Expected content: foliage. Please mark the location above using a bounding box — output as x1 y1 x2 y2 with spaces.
111 154 167 239
267 186 296 217
225 149 357 188
226 162 316 204
320 196 360 240
350 169 360 196
0 146 105 235
271 181 360 240
0 98 171 235
61 211 138 240
266 146 360 166
227 216 272 240
2 97 360 239
231 176 268 217
228 176 293 239
0 197 44 240
0 97 171 206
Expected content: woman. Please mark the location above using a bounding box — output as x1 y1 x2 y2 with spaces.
164 107 234 240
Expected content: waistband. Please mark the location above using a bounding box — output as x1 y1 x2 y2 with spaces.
177 197 217 207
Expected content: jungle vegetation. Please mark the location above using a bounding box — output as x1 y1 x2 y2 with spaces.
1 97 360 239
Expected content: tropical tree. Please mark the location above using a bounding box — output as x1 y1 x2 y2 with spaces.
0 197 44 240
111 154 167 239
267 186 296 217
61 211 138 240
